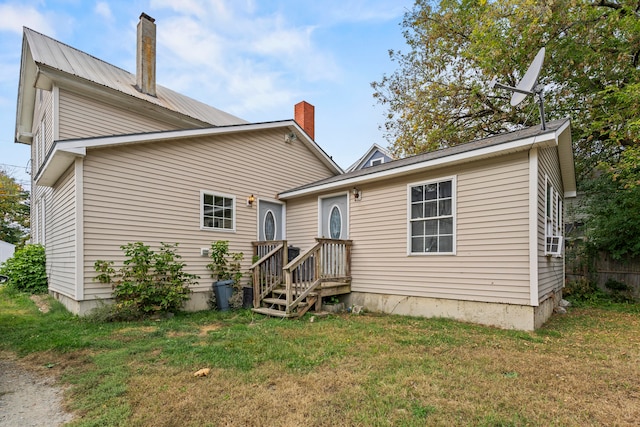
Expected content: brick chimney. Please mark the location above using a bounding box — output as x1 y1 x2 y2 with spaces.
294 101 315 140
136 13 156 96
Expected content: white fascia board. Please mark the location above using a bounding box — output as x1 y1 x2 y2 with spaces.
15 40 37 144
288 122 344 174
35 145 86 187
280 132 558 199
55 120 343 175
556 121 577 197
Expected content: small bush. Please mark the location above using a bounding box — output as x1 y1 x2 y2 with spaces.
94 242 198 319
207 240 244 310
563 277 603 303
604 278 634 303
0 244 47 294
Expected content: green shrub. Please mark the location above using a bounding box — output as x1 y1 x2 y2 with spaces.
604 278 634 303
563 277 603 303
206 240 244 309
0 244 47 293
94 242 198 318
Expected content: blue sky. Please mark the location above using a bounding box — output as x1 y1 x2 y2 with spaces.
0 0 413 191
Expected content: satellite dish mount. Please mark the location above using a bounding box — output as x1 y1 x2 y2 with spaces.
490 47 547 130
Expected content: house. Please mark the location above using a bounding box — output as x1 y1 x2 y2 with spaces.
16 15 341 315
276 119 575 330
15 14 576 330
345 143 395 172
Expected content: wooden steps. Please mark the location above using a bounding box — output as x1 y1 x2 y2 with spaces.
252 286 319 318
252 307 295 318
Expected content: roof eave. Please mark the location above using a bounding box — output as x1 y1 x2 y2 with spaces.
35 145 85 187
555 120 577 197
279 129 564 200
37 65 214 129
37 120 343 186
15 33 37 145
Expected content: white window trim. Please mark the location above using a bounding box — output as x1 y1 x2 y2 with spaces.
407 175 457 256
370 158 384 166
263 209 277 241
544 175 563 257
200 190 236 232
328 204 343 239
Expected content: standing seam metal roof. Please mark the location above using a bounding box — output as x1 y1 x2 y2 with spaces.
24 27 247 127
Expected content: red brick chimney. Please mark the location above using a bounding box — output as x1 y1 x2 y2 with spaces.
294 101 315 140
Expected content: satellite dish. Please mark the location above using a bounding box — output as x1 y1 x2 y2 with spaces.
511 47 545 106
490 47 547 129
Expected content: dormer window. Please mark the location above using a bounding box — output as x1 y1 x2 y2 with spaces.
370 158 383 167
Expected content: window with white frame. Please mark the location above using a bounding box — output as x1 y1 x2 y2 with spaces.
409 177 455 254
201 192 235 231
370 158 383 167
545 177 563 255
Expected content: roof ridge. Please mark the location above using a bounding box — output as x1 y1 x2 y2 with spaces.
24 27 133 76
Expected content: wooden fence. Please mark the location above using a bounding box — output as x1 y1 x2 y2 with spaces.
566 246 640 300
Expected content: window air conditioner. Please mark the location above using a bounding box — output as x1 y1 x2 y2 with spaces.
546 236 563 256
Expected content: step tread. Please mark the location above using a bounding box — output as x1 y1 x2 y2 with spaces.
271 288 318 297
252 307 295 318
262 297 287 306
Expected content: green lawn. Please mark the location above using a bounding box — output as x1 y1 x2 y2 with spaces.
1 287 639 426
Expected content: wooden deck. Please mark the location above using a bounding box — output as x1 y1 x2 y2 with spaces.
250 239 352 318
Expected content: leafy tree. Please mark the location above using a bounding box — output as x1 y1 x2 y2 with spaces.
0 169 30 245
583 175 640 259
372 0 640 185
373 0 640 260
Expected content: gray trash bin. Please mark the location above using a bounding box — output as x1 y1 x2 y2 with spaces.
212 280 234 311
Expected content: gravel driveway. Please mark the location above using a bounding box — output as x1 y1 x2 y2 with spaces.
0 358 73 426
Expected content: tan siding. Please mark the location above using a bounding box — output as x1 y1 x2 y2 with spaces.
46 165 77 298
286 195 319 250
81 128 335 299
32 89 54 173
309 152 532 305
538 146 564 299
57 89 178 140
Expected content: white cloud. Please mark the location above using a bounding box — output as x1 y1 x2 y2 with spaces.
94 2 113 21
0 4 56 35
151 1 341 116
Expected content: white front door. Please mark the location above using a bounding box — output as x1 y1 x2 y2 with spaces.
319 194 348 239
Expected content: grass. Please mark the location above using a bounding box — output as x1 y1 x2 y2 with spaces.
1 287 639 426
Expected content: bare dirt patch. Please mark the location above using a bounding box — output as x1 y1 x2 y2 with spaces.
0 353 73 427
29 294 51 313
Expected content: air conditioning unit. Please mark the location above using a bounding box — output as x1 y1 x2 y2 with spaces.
546 236 563 256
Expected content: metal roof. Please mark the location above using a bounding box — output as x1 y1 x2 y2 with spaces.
24 28 247 127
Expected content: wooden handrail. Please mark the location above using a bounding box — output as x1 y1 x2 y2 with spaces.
282 238 352 314
250 243 285 270
251 243 287 308
283 242 322 271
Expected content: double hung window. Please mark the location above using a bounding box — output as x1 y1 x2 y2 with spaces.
409 177 455 254
545 178 563 255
